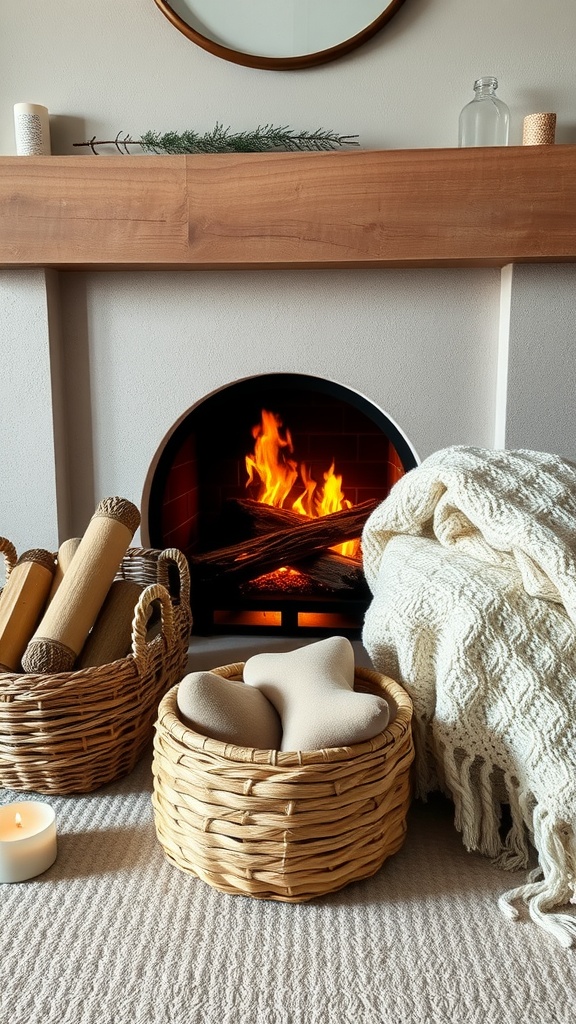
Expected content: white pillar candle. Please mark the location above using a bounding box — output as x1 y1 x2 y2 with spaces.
0 801 57 882
13 103 51 156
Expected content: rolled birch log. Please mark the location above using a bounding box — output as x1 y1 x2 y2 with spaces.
0 549 56 672
76 579 144 668
22 497 141 674
46 537 81 604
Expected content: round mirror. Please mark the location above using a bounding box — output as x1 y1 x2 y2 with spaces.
154 0 407 70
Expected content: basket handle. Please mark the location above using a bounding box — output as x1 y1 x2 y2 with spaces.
0 537 17 583
131 582 175 670
156 547 191 610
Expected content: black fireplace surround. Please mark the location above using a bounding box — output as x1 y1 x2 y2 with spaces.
145 373 417 637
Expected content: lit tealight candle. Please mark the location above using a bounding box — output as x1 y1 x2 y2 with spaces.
0 801 57 882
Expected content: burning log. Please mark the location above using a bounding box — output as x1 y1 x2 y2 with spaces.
221 498 304 538
297 552 366 591
189 499 377 585
221 498 366 590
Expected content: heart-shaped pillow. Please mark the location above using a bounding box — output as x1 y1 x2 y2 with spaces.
243 636 389 752
177 670 282 750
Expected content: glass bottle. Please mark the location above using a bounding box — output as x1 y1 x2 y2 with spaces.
458 77 510 147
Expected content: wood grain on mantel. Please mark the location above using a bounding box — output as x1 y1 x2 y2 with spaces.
0 147 575 270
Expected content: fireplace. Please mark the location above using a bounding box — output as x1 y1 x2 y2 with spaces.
2 154 576 571
143 373 417 637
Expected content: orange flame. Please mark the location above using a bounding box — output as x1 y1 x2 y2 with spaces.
292 462 317 518
317 462 358 558
246 410 360 559
245 410 298 507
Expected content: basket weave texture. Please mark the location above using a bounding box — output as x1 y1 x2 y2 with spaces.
0 541 192 795
152 662 414 902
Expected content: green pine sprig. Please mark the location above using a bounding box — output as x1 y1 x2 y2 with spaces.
74 125 359 155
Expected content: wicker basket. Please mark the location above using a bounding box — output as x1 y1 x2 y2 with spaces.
152 662 414 902
0 540 192 795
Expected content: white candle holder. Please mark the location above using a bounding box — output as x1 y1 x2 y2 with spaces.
13 103 51 156
0 801 57 882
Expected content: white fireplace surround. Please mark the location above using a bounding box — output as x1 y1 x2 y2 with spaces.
1 262 576 558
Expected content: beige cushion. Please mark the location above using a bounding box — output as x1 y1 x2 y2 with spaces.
176 670 282 750
243 636 390 752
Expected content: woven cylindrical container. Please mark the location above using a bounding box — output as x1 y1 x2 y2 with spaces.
152 663 414 902
0 543 192 794
522 112 556 145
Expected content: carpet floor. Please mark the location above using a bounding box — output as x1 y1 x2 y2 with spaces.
1 750 575 1024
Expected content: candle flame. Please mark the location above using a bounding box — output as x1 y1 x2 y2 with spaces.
15 812 23 828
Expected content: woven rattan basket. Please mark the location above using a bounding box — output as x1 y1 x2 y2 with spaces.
0 540 192 795
152 662 414 902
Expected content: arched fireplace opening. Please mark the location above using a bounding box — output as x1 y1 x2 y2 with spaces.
142 373 418 637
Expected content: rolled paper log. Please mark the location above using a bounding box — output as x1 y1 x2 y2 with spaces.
21 497 141 674
0 549 56 672
76 579 144 668
46 537 81 605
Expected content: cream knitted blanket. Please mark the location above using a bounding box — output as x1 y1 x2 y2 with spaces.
361 446 576 947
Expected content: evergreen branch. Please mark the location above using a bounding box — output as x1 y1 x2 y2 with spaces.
74 125 359 155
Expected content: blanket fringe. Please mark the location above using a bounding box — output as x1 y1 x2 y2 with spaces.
451 752 481 850
477 758 503 859
442 748 503 858
497 805 576 948
493 771 531 871
437 746 576 947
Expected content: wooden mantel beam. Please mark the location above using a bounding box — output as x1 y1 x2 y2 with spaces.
0 147 575 271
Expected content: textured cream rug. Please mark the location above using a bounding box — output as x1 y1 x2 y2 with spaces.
2 750 575 1024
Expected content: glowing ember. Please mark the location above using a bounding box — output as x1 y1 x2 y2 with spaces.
246 409 360 559
243 566 330 595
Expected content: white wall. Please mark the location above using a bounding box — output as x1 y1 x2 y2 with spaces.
1 1 576 553
57 268 501 534
1 0 576 153
505 265 576 459
0 272 63 553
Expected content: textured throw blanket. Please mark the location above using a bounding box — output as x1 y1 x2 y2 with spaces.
362 446 576 947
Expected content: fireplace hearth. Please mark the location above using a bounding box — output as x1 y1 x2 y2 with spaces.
144 373 417 637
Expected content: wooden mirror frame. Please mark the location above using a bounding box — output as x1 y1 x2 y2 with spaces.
153 0 408 70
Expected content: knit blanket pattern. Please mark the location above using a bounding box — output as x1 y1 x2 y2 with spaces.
361 446 576 947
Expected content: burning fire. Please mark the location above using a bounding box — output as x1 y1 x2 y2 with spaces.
245 409 359 559
245 410 298 509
